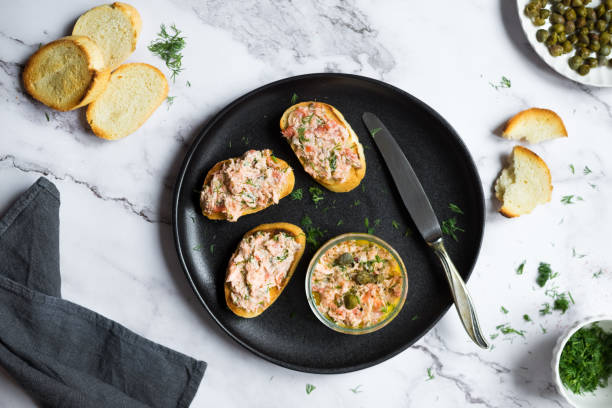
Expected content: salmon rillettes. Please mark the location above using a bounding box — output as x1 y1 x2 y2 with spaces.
281 103 362 183
310 239 404 329
200 149 291 222
226 230 301 314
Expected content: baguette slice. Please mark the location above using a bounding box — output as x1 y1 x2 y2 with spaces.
72 2 142 71
23 36 110 111
225 223 306 318
495 146 552 218
280 102 366 192
502 108 568 143
86 63 168 140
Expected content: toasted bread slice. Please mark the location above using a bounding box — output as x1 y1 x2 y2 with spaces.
23 36 110 111
495 146 552 218
200 151 295 221
225 222 306 318
86 63 168 140
280 102 366 192
502 108 568 143
72 2 142 71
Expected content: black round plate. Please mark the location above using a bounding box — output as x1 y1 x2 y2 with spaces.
172 73 485 373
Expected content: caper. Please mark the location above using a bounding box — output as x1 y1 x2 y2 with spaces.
587 57 598 67
600 44 612 56
596 19 608 31
551 13 566 24
576 6 587 17
606 0 612 9
375 273 385 284
598 55 609 66
578 64 591 75
562 40 573 52
563 0 571 5
587 20 596 30
546 32 559 45
343 292 359 309
565 8 577 20
578 47 592 58
565 20 576 32
540 8 552 19
355 270 373 285
576 16 587 27
578 33 590 46
587 8 597 21
536 29 550 42
590 39 601 51
552 22 566 33
568 33 579 44
534 17 547 26
553 3 566 13
525 2 539 17
579 26 590 36
549 44 565 56
568 55 584 69
596 4 606 17
590 32 600 42
313 291 321 305
336 252 354 266
601 32 611 45
583 0 592 4
558 32 568 42
572 0 583 6
605 10 612 22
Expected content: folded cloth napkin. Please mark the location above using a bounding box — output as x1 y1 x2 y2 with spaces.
0 178 206 408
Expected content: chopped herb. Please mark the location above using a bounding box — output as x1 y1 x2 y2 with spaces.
349 385 363 394
270 155 279 163
540 303 552 315
364 217 380 234
561 195 583 204
553 293 571 313
411 315 419 321
523 314 532 322
540 324 547 334
559 323 612 395
536 262 557 287
241 136 249 145
501 306 509 314
569 164 575 174
276 249 289 262
306 384 316 395
228 140 232 149
337 219 343 226
516 260 526 275
166 95 176 109
589 183 598 189
192 244 201 251
583 166 592 175
309 186 324 205
45 112 50 121
404 228 413 237
298 127 309 143
291 93 298 105
148 24 186 81
210 244 215 254
441 217 464 241
448 203 464 214
392 220 400 230
490 76 511 89
353 200 360 207
426 367 435 380
290 188 303 200
361 184 366 193
370 127 382 136
186 80 191 87
490 333 499 340
329 151 337 170
301 215 325 247
593 269 603 278
190 216 196 224
572 248 587 258
496 323 525 337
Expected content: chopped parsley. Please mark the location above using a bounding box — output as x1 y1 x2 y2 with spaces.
309 186 324 205
349 384 363 394
448 203 464 214
148 24 186 81
540 303 552 315
536 262 557 287
392 220 400 230
298 127 309 143
569 164 575 174
305 384 316 394
290 93 298 105
301 215 325 247
353 200 360 207
559 323 612 395
500 306 509 314
370 127 382 136
275 249 289 262
553 292 573 314
426 367 435 380
329 151 337 170
364 217 380 234
516 260 526 275
441 217 464 241
290 188 303 200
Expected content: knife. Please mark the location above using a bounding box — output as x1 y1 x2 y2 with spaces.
362 112 489 349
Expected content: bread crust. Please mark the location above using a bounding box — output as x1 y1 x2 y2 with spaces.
280 102 366 192
498 145 553 218
86 63 169 140
225 222 306 318
23 36 110 111
200 155 295 220
502 108 568 141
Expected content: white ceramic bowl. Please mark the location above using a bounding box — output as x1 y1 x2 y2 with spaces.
517 0 612 87
552 315 612 408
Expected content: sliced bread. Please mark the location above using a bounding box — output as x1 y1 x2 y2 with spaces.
502 108 568 143
495 146 553 218
72 2 142 71
23 36 110 111
86 63 168 140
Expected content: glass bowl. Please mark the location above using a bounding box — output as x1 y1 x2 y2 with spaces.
305 233 409 335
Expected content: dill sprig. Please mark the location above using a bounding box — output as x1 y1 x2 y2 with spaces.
148 24 186 82
441 217 464 241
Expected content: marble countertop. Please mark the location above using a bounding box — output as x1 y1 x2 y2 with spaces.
1 1 611 407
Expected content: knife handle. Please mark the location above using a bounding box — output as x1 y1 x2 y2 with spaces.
428 238 490 349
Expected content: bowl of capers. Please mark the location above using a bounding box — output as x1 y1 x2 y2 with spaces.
518 0 612 86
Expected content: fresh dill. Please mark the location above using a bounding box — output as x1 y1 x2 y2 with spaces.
337 219 343 226
45 112 50 121
349 384 363 394
166 95 176 109
561 195 583 204
426 367 435 380
301 215 325 247
291 93 298 105
392 220 400 230
569 164 575 174
306 384 316 395
490 76 511 89
148 24 186 82
536 262 557 287
364 217 380 234
309 186 324 205
496 323 525 337
501 306 509 314
290 188 303 200
516 260 526 275
441 217 464 241
370 127 382 136
583 166 592 175
448 203 464 214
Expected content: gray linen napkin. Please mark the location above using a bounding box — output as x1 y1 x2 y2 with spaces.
0 177 206 407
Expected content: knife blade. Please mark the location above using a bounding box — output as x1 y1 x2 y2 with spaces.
362 112 489 349
361 112 441 243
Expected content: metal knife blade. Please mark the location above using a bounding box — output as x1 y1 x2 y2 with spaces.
362 112 442 243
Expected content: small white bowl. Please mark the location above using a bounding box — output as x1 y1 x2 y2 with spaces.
552 315 612 408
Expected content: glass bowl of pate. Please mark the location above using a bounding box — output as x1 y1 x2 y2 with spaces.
305 233 408 335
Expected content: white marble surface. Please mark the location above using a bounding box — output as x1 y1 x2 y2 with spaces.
1 1 611 407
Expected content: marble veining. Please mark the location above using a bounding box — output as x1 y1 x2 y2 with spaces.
1 1 611 407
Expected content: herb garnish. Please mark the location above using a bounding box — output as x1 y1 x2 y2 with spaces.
337 219 343 226
298 127 309 143
572 248 587 258
540 303 552 315
392 220 400 230
501 306 509 314
441 217 464 241
45 112 50 121
370 127 382 136
148 24 185 81
583 166 592 175
448 203 464 214
426 367 435 380
186 80 191 87
306 384 316 394
490 76 511 89
166 96 176 108
329 151 337 170
561 195 583 204
309 186 324 205
412 315 419 321
364 217 380 234
349 385 363 394
353 200 360 207
290 188 303 200
569 164 575 174
290 93 298 105
559 323 612 395
192 244 201 251
496 323 525 337
536 262 557 287
516 260 526 275
301 215 325 247
523 314 531 322
210 244 215 254
593 269 603 279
